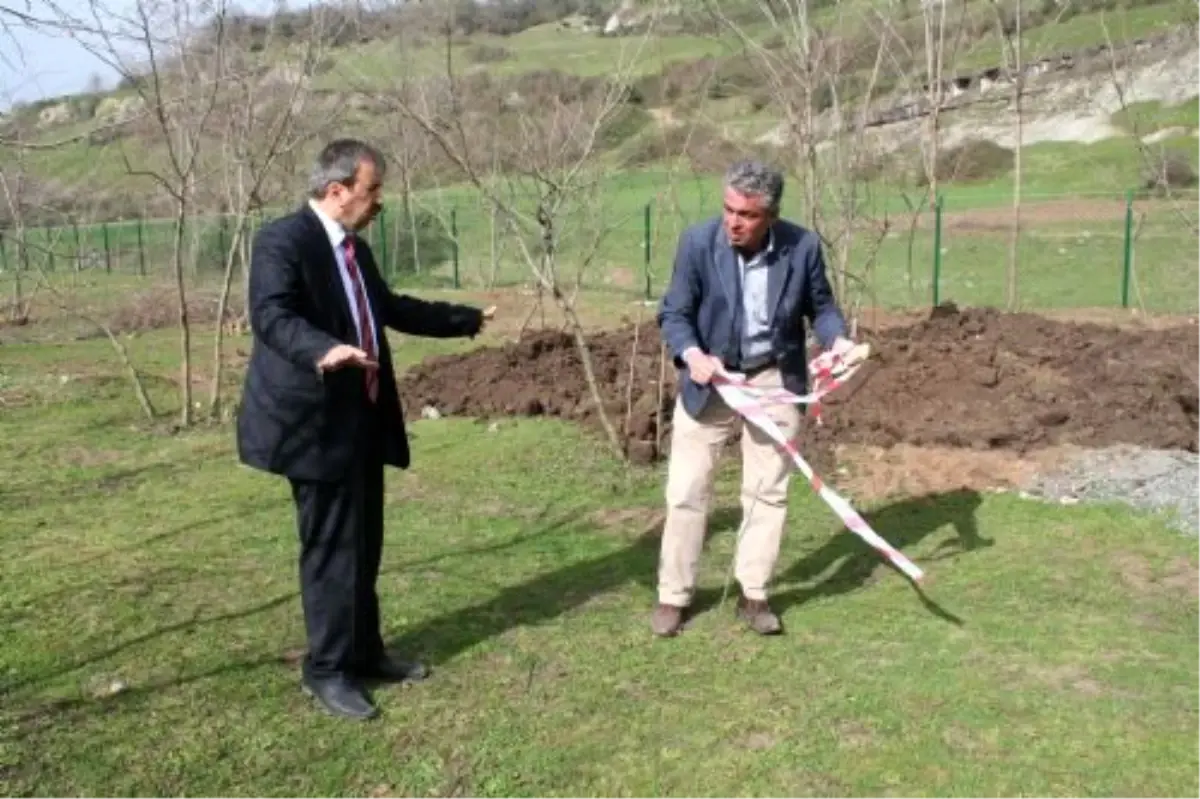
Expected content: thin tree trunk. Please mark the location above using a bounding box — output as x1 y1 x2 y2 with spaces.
209 212 247 418
399 166 419 275
29 265 157 420
242 227 252 323
489 204 499 288
9 239 25 322
924 0 948 210
104 325 158 421
172 199 193 427
1007 1 1023 311
561 296 624 461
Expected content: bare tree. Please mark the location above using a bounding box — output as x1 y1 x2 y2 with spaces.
1099 18 1195 311
371 66 456 287
988 0 1023 311
0 144 36 325
0 3 31 76
921 0 951 207
701 0 895 324
352 3 668 461
0 124 156 419
385 98 515 291
374 55 445 283
206 9 340 419
53 0 231 427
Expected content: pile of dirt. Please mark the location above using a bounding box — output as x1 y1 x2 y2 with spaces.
400 304 1199 472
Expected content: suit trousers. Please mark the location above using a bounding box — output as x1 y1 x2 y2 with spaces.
288 406 386 680
658 367 801 606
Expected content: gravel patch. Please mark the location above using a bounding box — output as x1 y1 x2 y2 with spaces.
1022 446 1198 536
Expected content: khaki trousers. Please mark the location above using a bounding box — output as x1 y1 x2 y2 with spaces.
658 368 801 606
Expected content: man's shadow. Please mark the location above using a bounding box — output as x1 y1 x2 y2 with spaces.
384 511 665 666
768 487 990 624
386 489 989 664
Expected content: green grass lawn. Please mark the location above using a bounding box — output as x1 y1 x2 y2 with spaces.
0 321 1197 796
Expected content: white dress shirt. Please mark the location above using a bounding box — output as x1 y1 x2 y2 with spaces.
308 199 378 351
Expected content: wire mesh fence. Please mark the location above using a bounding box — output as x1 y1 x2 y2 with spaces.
2 179 1196 315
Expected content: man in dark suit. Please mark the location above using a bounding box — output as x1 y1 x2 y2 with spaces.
237 138 495 719
654 159 856 638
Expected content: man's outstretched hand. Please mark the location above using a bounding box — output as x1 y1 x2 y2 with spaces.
317 344 378 373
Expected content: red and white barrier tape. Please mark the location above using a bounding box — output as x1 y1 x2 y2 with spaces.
711 345 926 584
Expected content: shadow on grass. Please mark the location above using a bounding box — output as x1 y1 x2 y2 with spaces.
389 489 988 664
6 491 988 705
386 511 664 665
0 457 202 508
0 504 276 630
768 487 990 626
3 507 577 697
1 654 288 745
0 593 298 697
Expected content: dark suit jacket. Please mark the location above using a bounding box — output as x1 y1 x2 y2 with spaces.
657 215 847 419
236 204 483 482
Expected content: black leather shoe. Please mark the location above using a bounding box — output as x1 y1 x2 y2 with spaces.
360 655 430 683
301 675 378 719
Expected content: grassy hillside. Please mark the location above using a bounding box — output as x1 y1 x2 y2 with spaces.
1 0 1197 323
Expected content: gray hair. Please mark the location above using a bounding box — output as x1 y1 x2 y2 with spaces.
724 159 784 215
307 138 385 199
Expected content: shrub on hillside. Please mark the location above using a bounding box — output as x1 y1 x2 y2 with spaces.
849 150 890 184
453 0 601 37
511 69 605 105
595 106 653 151
623 123 783 175
468 44 515 64
708 56 760 101
87 126 128 147
632 57 719 108
919 139 1015 185
1140 151 1198 195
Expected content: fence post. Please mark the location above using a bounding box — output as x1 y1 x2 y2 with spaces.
450 206 459 289
102 222 112 273
136 217 146 276
72 219 81 272
0 232 7 273
643 201 652 301
932 193 944 307
45 227 54 272
1121 189 1134 309
377 206 389 279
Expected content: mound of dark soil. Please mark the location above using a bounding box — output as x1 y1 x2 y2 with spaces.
400 305 1199 470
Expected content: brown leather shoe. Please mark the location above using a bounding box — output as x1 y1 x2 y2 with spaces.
736 596 782 635
650 602 685 637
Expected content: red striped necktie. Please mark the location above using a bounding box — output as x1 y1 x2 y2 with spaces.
340 236 378 404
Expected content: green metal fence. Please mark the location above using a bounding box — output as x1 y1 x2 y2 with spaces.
2 184 1196 314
